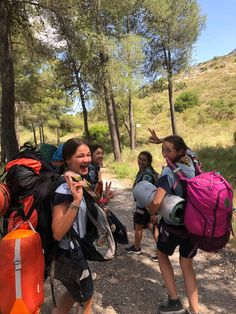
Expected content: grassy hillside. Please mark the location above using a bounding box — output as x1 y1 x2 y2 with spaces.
18 52 236 192
132 52 236 147
106 52 236 197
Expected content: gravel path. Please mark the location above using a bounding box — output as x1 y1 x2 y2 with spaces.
42 168 236 314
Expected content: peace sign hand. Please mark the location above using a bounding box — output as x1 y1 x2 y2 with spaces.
148 128 163 144
104 181 114 201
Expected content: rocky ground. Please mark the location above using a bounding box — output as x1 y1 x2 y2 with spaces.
42 168 236 314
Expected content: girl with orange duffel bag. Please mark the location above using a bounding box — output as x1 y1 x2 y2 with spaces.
0 229 44 314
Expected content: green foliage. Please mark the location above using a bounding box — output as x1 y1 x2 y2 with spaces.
152 78 168 93
138 85 152 98
88 125 110 145
175 91 199 112
233 131 236 144
109 162 134 179
196 146 236 188
174 81 187 91
60 115 79 133
206 99 235 121
149 102 163 115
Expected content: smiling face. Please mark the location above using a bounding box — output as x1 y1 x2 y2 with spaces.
66 144 91 176
92 147 104 166
162 141 179 162
138 154 150 171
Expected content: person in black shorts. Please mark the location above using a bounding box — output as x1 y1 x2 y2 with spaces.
52 138 94 314
125 151 159 261
148 132 199 314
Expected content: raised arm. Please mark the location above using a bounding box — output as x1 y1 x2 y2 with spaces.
52 175 83 241
148 128 165 144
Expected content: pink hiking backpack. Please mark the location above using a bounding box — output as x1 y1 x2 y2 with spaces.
166 156 233 252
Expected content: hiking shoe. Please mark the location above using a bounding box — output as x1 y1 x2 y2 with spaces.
125 245 141 255
150 254 158 262
158 297 186 314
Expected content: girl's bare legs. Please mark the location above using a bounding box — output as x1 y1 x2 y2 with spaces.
53 294 93 314
157 249 178 299
134 223 143 249
76 297 93 314
147 223 159 243
52 291 75 314
180 256 198 313
81 297 93 314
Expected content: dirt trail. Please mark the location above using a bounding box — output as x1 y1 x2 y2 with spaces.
42 168 236 314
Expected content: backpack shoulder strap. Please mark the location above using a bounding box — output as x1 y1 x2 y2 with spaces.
186 153 202 175
165 157 186 179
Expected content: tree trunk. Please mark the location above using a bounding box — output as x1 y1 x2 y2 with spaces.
128 90 135 150
74 68 90 143
39 125 42 144
103 81 121 161
165 49 177 135
31 121 37 146
110 84 121 152
0 0 19 160
41 123 45 143
95 0 121 160
15 102 20 144
167 72 177 135
57 126 60 146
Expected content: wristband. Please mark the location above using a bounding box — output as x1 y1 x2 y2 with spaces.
69 201 80 211
98 198 109 205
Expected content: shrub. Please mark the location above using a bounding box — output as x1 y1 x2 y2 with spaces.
206 99 235 121
174 81 187 91
234 131 236 144
88 124 110 144
175 91 199 113
60 114 78 132
152 78 168 93
138 85 152 98
149 102 163 115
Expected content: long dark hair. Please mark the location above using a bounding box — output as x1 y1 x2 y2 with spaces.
138 151 153 167
90 144 103 155
62 138 88 162
163 135 188 160
138 151 157 174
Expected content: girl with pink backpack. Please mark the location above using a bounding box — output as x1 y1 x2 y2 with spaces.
148 133 199 314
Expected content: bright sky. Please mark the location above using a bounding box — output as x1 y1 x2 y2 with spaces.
192 0 236 64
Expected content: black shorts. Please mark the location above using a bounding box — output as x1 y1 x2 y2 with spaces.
54 247 94 303
156 221 197 258
133 207 151 227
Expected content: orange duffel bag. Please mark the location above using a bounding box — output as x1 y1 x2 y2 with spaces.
0 229 44 314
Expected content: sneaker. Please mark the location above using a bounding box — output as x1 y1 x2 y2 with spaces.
125 245 142 255
158 297 186 314
150 254 158 262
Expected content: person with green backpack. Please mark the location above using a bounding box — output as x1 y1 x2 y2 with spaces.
125 151 160 261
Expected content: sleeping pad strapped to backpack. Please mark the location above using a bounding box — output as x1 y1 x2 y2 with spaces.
0 147 61 314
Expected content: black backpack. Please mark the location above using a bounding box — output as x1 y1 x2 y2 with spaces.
2 147 61 267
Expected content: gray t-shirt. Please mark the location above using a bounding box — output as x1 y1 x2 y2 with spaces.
160 158 196 197
157 157 196 224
